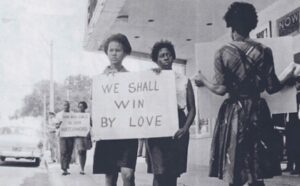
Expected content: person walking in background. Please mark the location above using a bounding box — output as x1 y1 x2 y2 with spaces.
74 101 92 175
47 112 59 163
56 100 75 175
194 2 296 186
285 112 300 175
145 40 196 186
93 33 138 186
270 113 284 175
289 92 300 175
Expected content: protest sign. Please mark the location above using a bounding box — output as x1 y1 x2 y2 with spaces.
59 113 90 137
92 70 179 140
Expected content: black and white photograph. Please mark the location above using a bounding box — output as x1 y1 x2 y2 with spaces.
1 0 300 185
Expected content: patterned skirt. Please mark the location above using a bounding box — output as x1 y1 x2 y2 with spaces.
209 97 279 185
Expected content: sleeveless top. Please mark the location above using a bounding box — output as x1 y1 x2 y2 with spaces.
175 72 188 110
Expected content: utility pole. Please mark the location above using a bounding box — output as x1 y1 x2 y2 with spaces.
49 41 54 112
43 94 47 131
66 77 70 101
43 94 48 160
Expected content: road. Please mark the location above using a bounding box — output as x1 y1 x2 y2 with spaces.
0 158 50 186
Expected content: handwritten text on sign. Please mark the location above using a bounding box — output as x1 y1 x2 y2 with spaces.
60 113 90 137
92 71 179 140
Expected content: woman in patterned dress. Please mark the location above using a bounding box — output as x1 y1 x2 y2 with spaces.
194 2 296 186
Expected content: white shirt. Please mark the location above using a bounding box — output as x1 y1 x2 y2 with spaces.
175 72 188 110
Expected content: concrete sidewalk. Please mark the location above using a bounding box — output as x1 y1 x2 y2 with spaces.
46 138 300 186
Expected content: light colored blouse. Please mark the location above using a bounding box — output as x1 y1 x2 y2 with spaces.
175 72 188 110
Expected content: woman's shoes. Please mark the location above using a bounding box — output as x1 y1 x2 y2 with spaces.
62 170 70 176
80 171 85 175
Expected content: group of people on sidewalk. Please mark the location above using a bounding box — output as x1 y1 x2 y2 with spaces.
47 101 92 175
50 2 299 186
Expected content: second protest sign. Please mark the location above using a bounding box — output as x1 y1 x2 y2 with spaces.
59 113 90 137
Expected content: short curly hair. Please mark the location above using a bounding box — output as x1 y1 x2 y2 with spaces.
78 101 88 109
151 40 176 62
224 2 258 35
103 33 132 55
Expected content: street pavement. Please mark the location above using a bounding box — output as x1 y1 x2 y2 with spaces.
0 158 49 186
46 138 300 186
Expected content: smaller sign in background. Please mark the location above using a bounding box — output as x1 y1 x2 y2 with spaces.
59 113 90 137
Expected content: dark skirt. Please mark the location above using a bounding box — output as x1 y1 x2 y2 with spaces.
93 139 138 174
74 133 92 151
146 109 188 177
209 97 279 185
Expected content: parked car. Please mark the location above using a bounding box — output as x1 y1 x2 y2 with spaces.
0 125 44 166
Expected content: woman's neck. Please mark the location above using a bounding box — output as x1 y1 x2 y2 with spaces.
110 63 123 70
232 31 249 41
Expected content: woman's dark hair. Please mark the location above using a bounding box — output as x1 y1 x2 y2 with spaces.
151 40 176 62
78 101 88 109
224 2 258 35
103 33 132 55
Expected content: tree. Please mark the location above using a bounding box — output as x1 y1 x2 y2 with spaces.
64 75 92 112
17 75 92 117
19 80 65 117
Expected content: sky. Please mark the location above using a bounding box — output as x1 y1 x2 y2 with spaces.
0 0 156 119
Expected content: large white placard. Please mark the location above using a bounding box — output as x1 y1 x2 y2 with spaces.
92 70 179 140
59 113 90 137
195 36 297 119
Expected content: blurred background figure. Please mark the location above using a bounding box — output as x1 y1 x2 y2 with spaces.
284 112 299 174
74 101 92 175
56 101 75 175
47 112 59 163
289 92 300 175
271 113 285 175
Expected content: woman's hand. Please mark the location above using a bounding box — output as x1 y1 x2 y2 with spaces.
286 62 296 79
193 70 206 87
152 68 162 74
293 63 300 77
174 126 189 139
279 62 296 84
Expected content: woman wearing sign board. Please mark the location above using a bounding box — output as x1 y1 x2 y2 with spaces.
145 40 196 186
56 100 75 176
194 2 296 186
74 101 92 175
93 33 138 186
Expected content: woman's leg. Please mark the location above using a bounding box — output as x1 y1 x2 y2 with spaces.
152 174 177 186
164 174 177 186
153 174 161 186
248 180 265 186
121 167 135 186
229 183 243 186
59 137 68 173
78 150 87 173
105 173 118 186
